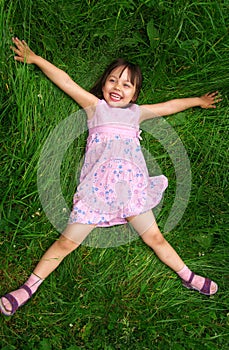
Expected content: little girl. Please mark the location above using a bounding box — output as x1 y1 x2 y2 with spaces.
0 37 220 316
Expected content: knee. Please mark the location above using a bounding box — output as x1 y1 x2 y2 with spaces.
141 227 165 247
153 233 165 246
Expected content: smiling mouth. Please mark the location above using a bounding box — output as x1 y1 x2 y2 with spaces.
110 93 122 101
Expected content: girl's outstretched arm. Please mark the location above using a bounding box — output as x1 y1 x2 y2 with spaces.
11 37 98 110
140 92 221 122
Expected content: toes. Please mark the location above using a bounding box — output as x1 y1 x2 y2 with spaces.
1 297 12 312
0 298 12 316
211 281 218 295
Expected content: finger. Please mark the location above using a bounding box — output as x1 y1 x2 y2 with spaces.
12 37 26 50
14 56 25 62
21 40 28 46
206 91 217 98
10 45 20 53
12 37 22 46
11 47 23 57
210 91 219 98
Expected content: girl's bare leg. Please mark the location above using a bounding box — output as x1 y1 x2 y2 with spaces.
128 215 184 272
128 213 217 295
140 223 185 271
33 223 95 279
0 223 95 315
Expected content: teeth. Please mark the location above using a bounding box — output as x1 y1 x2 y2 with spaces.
110 93 121 101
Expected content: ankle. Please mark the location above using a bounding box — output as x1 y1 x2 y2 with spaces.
176 265 192 282
25 273 44 294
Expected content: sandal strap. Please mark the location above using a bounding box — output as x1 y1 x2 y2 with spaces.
187 271 195 284
200 278 211 295
0 284 33 316
20 284 33 298
2 293 19 315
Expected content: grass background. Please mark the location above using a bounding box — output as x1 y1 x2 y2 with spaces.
0 0 229 349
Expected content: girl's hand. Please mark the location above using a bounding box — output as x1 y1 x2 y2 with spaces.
11 37 37 64
199 91 222 109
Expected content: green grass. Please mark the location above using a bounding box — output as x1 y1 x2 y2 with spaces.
0 0 229 349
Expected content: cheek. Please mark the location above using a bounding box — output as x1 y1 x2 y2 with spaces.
131 93 138 102
131 90 137 101
102 85 108 94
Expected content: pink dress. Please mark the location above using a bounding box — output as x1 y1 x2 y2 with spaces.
69 99 168 227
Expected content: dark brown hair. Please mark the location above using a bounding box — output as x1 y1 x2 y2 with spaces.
90 58 143 102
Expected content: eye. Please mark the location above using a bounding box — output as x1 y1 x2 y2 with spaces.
124 83 131 88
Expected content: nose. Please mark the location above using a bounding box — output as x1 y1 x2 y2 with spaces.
114 81 121 90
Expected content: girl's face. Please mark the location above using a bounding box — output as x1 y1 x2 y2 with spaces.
102 66 137 107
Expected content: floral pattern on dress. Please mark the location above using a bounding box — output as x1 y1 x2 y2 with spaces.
69 99 168 227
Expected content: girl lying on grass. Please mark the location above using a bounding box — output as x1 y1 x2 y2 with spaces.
0 37 221 316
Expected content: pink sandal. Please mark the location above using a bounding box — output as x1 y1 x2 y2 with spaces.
182 272 218 296
0 284 32 316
